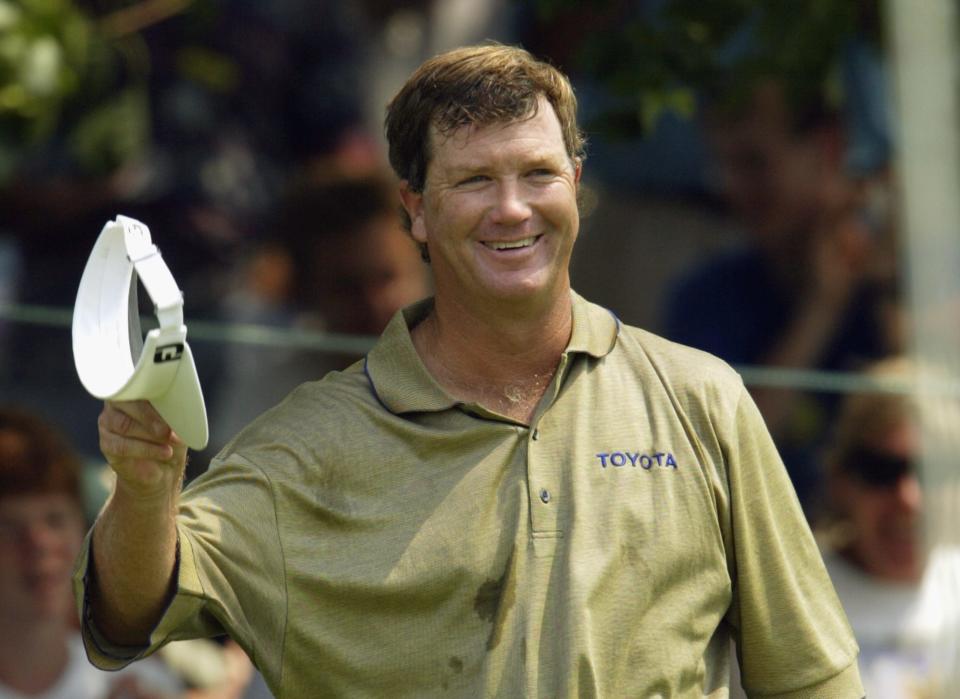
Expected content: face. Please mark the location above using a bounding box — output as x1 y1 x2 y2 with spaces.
400 98 581 311
708 87 834 253
315 215 428 335
0 493 85 628
836 421 924 583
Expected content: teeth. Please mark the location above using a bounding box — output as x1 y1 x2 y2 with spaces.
487 236 537 250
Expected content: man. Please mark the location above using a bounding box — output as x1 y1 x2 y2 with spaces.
662 79 897 512
78 44 863 697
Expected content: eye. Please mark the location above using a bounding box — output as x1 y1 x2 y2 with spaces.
526 168 556 179
457 174 489 186
45 509 71 531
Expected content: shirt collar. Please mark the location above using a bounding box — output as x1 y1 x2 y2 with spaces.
364 291 620 415
566 289 620 359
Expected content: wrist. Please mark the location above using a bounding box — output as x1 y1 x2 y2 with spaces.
112 470 182 511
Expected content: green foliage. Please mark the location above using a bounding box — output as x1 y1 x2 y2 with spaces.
0 0 88 138
532 0 877 138
67 86 149 175
0 0 150 182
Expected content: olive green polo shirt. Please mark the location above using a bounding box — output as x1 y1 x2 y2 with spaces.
75 292 863 698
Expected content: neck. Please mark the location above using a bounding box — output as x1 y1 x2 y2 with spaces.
413 288 573 423
0 617 70 694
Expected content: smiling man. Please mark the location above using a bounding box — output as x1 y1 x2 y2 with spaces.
399 93 582 424
78 44 863 697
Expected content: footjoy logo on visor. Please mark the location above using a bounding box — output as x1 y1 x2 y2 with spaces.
595 451 678 470
154 343 185 363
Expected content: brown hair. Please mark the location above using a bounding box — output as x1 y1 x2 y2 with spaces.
0 407 83 506
385 42 586 206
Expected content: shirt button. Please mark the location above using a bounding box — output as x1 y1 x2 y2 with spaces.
539 488 551 504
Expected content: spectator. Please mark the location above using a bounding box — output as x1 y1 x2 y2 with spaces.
274 167 430 339
819 357 960 697
662 77 899 512
0 407 254 699
204 167 429 461
0 407 180 698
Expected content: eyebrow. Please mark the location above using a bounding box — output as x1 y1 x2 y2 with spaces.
448 151 570 176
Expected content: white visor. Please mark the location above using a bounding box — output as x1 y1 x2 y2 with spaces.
73 215 208 450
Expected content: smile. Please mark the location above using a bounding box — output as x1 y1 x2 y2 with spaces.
482 235 541 251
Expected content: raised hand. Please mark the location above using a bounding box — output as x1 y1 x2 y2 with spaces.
98 400 188 499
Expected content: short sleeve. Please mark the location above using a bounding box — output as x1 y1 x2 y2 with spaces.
72 454 287 679
724 386 864 698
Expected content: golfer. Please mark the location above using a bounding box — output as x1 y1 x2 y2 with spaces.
77 44 864 698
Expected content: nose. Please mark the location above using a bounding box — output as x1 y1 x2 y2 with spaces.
894 474 922 513
19 520 61 556
490 180 532 226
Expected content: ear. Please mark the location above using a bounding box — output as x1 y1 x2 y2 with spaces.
399 181 427 244
574 158 583 185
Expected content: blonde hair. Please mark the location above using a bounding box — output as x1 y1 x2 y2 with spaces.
825 356 916 481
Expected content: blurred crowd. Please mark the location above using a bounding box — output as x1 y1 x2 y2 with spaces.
1 0 957 697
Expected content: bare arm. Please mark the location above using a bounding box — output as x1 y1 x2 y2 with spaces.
751 215 873 433
90 400 188 646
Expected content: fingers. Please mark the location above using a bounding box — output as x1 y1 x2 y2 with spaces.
102 400 172 442
99 402 174 461
98 401 190 493
99 424 175 462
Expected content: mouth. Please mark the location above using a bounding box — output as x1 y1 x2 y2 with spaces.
481 235 541 251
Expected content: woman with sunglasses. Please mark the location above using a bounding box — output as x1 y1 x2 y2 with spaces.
819 357 959 698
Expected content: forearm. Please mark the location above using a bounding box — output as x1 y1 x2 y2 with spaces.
751 298 847 432
90 479 180 646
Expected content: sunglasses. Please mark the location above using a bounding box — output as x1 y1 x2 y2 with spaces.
841 446 913 488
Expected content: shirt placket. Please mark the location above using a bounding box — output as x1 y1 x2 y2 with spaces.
526 353 570 558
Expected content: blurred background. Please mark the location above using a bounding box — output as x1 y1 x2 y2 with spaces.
1 0 959 696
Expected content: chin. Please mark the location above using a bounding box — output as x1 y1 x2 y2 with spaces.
485 270 565 300
878 552 924 583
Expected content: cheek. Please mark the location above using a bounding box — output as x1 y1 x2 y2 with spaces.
424 197 477 243
65 530 84 559
44 525 85 562
849 497 889 536
536 184 577 218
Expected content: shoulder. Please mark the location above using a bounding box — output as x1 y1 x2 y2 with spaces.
212 361 377 476
660 247 771 349
616 322 744 394
238 362 371 436
674 246 764 285
665 246 767 306
606 322 751 435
